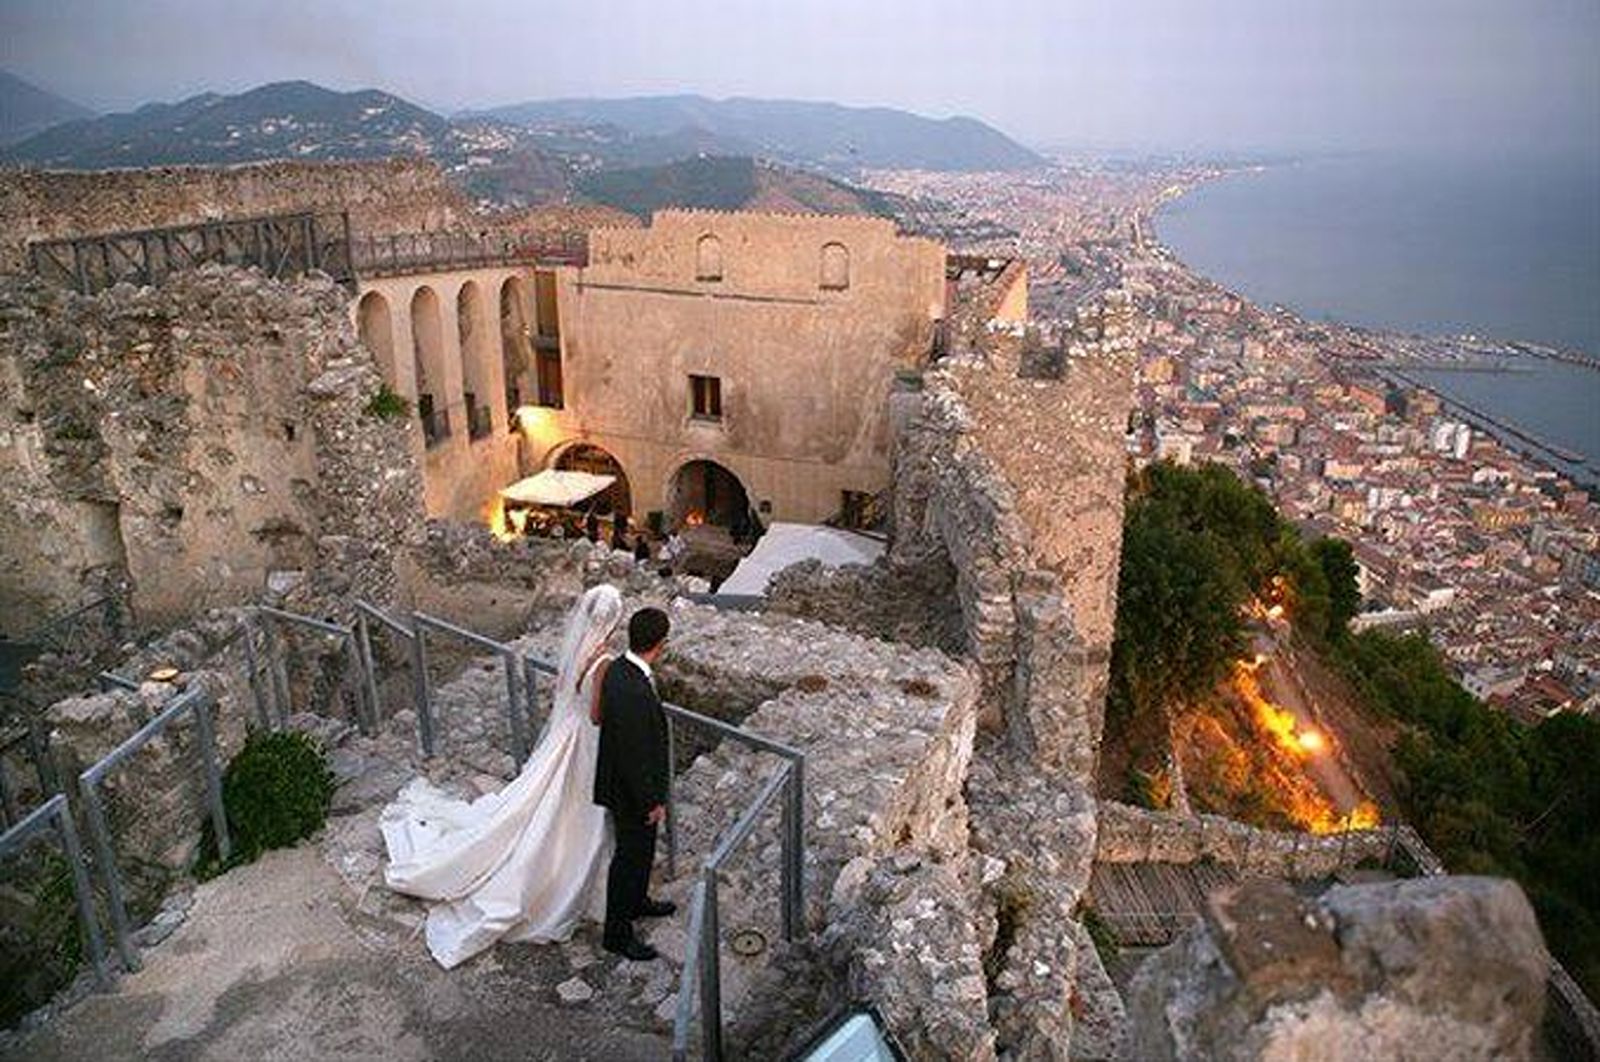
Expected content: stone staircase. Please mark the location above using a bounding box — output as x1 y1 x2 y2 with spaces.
319 596 980 1053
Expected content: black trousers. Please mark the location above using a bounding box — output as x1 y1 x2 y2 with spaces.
604 814 657 941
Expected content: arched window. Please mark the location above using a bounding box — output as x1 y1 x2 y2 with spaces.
820 242 850 290
696 234 723 282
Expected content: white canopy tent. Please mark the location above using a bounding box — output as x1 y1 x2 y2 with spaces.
718 522 885 597
498 469 617 509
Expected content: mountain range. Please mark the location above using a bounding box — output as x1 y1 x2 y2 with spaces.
0 70 92 146
471 94 1045 173
0 76 1038 217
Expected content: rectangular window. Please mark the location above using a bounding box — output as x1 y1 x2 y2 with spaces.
536 349 564 409
690 374 722 420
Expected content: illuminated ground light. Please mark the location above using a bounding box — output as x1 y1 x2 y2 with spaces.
1297 728 1326 753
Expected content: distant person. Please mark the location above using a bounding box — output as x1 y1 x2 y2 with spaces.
585 512 601 543
610 516 628 552
632 536 652 563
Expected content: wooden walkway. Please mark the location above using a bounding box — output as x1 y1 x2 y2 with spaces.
1088 861 1241 946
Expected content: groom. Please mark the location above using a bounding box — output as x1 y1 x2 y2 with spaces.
594 606 676 960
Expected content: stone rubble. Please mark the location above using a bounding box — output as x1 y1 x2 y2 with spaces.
1126 876 1549 1062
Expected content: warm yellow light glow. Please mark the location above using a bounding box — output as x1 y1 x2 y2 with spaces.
1266 604 1286 620
485 492 516 542
1228 662 1382 834
513 405 566 455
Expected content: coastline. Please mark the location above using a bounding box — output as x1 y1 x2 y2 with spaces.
1145 167 1600 489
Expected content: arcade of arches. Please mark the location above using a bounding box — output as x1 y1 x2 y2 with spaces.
350 210 968 539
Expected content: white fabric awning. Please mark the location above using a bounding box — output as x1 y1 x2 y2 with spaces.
719 522 886 597
499 470 616 508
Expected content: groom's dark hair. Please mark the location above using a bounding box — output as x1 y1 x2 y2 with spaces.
628 607 670 653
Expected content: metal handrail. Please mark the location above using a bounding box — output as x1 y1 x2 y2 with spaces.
328 603 809 1058
0 792 110 988
353 601 434 755
411 611 536 764
0 718 59 829
254 607 374 735
78 685 228 972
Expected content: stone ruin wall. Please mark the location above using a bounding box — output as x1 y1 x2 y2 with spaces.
0 158 469 273
888 291 1139 778
1096 800 1392 880
0 265 424 637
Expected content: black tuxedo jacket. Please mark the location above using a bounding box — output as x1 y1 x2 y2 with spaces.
593 656 669 822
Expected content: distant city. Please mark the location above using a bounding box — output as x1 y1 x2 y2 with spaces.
866 162 1600 725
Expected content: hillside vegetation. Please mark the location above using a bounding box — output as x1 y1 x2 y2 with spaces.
1106 459 1600 997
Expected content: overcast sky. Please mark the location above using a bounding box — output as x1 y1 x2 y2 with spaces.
3 0 1597 160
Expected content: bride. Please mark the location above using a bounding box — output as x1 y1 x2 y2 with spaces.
380 584 623 969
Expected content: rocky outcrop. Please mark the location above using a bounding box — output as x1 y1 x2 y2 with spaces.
1127 876 1549 1062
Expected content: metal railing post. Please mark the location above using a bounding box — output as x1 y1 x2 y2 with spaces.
80 782 138 972
54 798 111 987
782 755 805 941
665 715 678 878
502 650 527 764
344 635 373 736
356 611 381 731
412 624 436 756
700 865 723 1062
191 693 231 863
241 618 273 730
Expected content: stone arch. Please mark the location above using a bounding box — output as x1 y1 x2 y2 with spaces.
456 280 495 439
549 441 632 517
356 291 397 391
820 241 850 290
410 285 450 444
667 458 752 533
695 234 723 282
499 275 535 416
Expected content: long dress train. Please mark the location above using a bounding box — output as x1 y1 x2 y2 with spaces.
380 659 614 969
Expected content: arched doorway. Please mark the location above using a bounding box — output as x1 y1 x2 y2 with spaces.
553 443 632 518
668 460 753 535
499 276 533 418
356 291 397 389
456 280 494 440
410 286 450 446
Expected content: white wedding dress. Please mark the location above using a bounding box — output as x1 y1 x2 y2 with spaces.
380 586 622 969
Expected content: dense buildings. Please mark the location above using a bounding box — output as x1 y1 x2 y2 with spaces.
864 161 1600 724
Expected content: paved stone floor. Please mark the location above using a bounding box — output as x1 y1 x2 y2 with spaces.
1 842 673 1062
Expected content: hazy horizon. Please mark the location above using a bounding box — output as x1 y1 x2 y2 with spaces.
3 0 1598 164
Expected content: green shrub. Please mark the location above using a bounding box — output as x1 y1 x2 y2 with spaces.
363 383 410 420
1080 905 1120 962
204 730 334 872
0 848 83 1028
